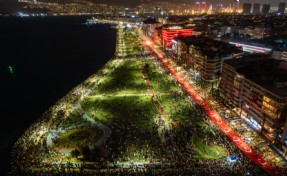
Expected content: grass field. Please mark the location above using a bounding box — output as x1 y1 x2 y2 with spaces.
124 30 144 55
143 59 179 93
92 60 148 95
76 59 228 162
61 109 87 128
53 126 103 149
191 136 227 160
46 58 229 163
81 95 158 126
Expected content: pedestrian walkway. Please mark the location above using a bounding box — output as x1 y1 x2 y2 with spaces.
87 93 171 98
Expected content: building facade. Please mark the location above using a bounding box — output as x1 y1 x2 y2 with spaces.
262 4 270 15
220 56 287 152
242 3 252 14
172 36 242 82
278 2 286 14
142 18 160 37
272 50 287 62
252 3 261 14
161 25 192 49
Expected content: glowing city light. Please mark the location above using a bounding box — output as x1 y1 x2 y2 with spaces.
145 40 152 45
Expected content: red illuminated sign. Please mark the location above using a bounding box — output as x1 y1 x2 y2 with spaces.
162 28 192 47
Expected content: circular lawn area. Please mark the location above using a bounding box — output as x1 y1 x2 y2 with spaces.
53 126 104 151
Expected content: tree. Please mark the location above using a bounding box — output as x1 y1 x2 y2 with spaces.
81 146 92 161
144 63 150 73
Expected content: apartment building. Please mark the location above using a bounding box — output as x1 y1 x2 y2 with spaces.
272 50 287 62
172 35 242 82
220 55 287 151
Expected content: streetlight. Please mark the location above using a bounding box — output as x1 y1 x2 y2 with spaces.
145 40 152 46
244 172 252 176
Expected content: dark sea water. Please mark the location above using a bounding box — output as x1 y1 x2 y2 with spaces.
0 16 116 175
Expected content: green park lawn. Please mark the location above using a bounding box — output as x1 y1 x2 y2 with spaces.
61 109 87 129
53 54 230 164
123 29 144 54
81 95 158 129
78 58 228 161
143 59 178 93
53 126 103 149
81 94 162 162
191 136 227 160
92 60 148 95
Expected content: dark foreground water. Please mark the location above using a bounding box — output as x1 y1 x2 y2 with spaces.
0 16 116 175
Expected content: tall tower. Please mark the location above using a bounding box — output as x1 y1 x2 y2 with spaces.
242 3 252 14
234 0 240 12
262 4 270 15
253 3 261 14
195 1 201 12
202 2 207 12
154 7 162 20
209 4 213 12
278 2 286 14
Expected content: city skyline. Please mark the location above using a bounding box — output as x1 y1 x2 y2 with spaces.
1 0 287 174
0 0 287 14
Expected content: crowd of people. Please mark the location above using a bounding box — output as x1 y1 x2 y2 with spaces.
9 27 273 176
9 58 120 175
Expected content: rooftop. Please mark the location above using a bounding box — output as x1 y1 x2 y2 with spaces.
162 24 192 30
230 35 287 51
143 18 160 24
174 35 241 59
225 55 287 97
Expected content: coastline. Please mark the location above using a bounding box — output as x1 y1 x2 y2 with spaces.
1 16 116 175
10 55 119 174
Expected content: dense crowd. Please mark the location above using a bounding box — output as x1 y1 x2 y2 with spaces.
9 27 274 176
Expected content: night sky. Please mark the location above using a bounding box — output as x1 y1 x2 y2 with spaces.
90 0 286 7
0 0 286 13
0 0 22 14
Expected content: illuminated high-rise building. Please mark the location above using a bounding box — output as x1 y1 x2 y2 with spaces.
195 1 200 12
262 4 270 15
154 6 162 20
202 2 206 12
242 3 252 14
233 0 240 12
209 4 213 12
162 26 192 48
278 2 286 14
220 56 287 147
253 3 261 14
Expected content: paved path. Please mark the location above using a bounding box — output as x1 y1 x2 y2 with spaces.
87 93 171 98
145 43 284 176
